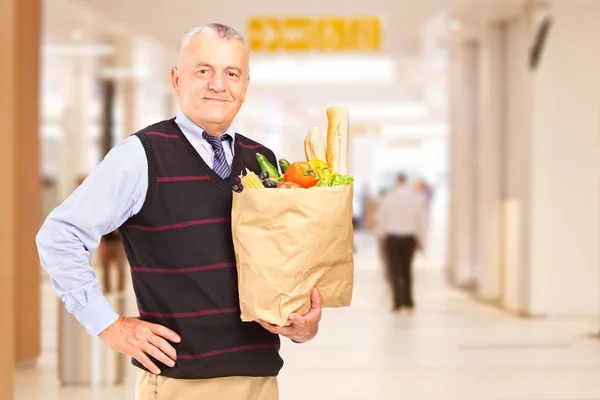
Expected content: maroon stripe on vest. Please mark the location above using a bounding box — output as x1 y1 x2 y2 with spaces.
237 141 263 149
157 176 210 182
131 263 234 274
126 217 231 231
139 307 239 318
146 131 179 139
177 344 281 360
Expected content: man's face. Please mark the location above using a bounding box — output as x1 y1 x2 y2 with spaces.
171 34 249 134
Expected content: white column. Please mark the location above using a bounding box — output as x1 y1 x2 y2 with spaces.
499 13 533 314
114 37 140 140
474 24 504 300
59 55 96 200
447 39 479 287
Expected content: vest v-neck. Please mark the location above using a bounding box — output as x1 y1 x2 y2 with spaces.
169 119 243 191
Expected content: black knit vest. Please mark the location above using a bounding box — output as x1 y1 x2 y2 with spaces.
118 118 283 379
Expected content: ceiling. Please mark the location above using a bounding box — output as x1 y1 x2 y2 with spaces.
42 0 532 131
59 0 468 55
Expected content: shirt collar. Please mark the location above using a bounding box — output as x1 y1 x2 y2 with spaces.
174 110 237 143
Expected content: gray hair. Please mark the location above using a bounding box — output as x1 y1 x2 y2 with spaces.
177 23 248 66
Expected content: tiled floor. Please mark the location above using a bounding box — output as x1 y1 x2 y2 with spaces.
16 233 600 399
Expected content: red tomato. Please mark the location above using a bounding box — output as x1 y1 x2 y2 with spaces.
276 181 303 189
282 162 319 188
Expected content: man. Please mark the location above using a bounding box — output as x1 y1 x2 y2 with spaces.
36 23 321 399
375 174 427 311
414 178 434 210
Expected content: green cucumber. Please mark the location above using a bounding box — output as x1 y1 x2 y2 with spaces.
278 158 291 174
256 153 280 178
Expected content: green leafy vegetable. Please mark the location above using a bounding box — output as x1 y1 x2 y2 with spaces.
316 174 354 187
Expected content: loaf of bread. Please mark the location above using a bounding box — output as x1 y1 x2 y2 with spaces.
303 126 326 162
325 106 349 175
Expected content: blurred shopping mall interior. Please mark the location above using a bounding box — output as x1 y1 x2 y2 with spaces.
2 0 600 398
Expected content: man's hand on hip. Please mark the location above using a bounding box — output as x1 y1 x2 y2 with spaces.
99 316 181 374
256 288 322 343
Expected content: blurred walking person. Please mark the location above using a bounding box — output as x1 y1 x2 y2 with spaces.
375 174 427 311
414 178 435 209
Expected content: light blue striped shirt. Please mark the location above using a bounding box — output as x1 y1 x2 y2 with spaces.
36 111 236 336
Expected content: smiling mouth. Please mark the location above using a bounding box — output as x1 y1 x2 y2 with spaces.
204 98 228 102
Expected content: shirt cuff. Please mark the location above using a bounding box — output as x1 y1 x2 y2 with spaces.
74 295 120 336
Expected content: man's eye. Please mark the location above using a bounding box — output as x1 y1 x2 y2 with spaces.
228 72 239 78
199 69 208 74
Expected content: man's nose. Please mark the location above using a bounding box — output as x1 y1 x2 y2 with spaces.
208 72 225 92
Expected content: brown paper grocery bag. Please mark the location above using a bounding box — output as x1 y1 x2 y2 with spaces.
231 184 354 327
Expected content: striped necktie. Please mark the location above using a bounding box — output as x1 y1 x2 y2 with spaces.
202 131 231 179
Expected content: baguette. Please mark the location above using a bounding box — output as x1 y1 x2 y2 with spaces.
303 126 326 162
325 106 349 175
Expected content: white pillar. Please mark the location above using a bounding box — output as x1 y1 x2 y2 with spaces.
498 12 533 314
447 39 479 287
474 24 504 300
59 55 96 199
113 37 140 140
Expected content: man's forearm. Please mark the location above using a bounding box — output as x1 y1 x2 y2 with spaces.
35 135 147 335
36 222 120 335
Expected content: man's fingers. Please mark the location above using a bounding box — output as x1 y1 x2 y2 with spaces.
310 288 322 311
148 334 177 362
256 320 279 334
149 323 181 343
142 342 176 368
256 319 296 336
135 350 160 375
301 289 322 320
288 313 305 326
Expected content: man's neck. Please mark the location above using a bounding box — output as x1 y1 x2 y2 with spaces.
182 112 230 136
200 123 228 136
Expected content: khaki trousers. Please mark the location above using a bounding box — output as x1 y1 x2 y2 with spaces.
135 369 279 400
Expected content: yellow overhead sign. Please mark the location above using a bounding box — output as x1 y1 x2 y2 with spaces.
247 17 382 52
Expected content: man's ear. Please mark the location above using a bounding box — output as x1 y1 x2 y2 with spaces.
171 67 180 95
